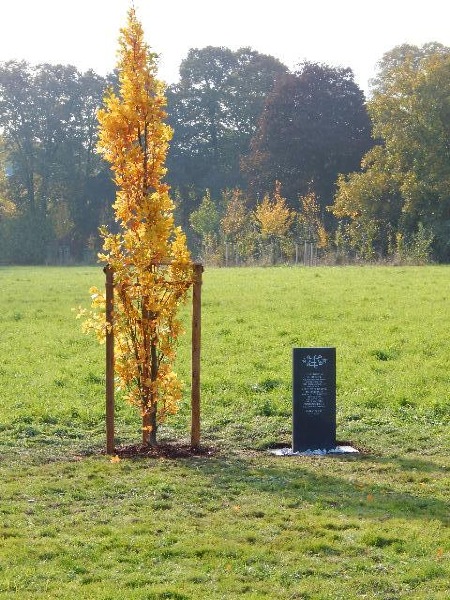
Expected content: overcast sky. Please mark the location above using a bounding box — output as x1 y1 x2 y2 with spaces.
0 0 448 96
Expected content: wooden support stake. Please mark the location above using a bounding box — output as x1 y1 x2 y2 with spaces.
104 265 115 455
191 263 203 448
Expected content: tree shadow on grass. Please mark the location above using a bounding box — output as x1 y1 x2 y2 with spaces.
182 452 450 526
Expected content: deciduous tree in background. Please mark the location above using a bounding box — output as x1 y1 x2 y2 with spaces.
332 43 450 260
254 181 294 262
243 62 373 218
0 140 15 221
83 8 192 446
189 190 221 260
166 46 287 197
0 197 14 220
221 188 255 261
0 61 114 262
298 191 328 249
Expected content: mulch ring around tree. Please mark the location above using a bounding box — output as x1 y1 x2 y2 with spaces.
108 442 218 459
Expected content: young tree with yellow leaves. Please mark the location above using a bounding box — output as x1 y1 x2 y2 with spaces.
221 188 255 262
0 195 15 221
189 190 220 262
0 140 15 222
82 8 192 447
254 181 294 263
298 191 328 249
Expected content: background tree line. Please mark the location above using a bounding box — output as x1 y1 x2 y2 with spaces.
0 42 449 264
0 62 116 263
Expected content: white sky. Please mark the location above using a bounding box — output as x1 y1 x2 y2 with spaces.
0 0 448 96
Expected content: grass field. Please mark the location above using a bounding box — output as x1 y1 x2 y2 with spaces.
0 265 449 599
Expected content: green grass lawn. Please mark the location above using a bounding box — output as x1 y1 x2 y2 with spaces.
0 265 449 599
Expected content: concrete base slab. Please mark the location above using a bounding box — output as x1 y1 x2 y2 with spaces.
269 445 359 457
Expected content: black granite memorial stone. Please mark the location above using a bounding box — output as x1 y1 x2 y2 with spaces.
292 347 336 452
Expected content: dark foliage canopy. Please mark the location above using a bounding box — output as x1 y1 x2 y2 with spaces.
166 46 287 198
243 62 373 214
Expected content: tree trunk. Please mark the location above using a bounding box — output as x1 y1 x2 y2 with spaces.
142 406 157 446
141 299 158 447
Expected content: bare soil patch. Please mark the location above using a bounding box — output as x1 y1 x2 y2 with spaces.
110 442 218 459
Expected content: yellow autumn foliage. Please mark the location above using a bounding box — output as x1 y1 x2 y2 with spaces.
298 191 328 249
82 8 192 446
254 182 294 239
